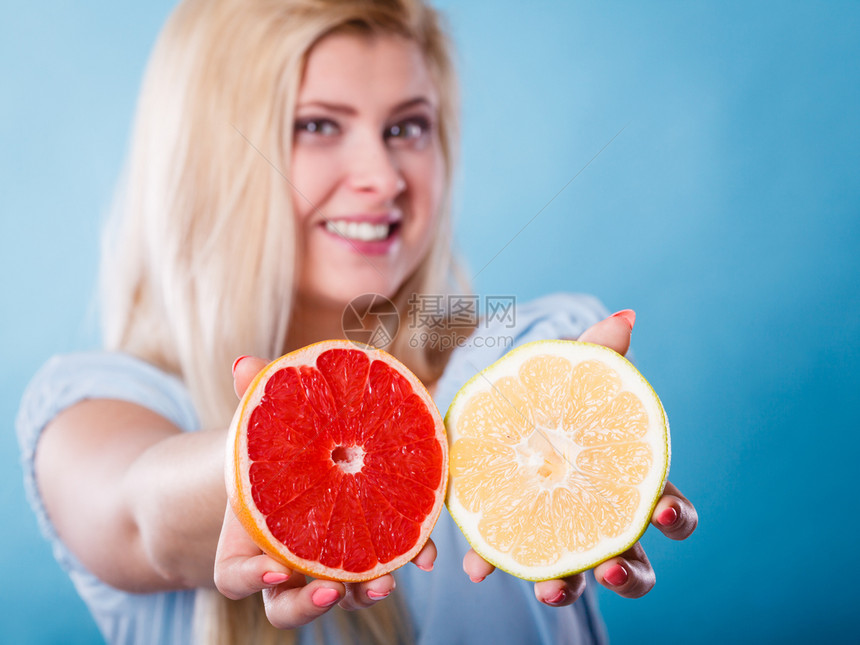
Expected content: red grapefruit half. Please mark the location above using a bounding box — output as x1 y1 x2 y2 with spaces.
226 340 447 582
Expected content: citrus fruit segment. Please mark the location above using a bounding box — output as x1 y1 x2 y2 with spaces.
226 340 447 582
445 340 669 581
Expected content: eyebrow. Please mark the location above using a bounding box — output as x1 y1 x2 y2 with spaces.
295 97 435 114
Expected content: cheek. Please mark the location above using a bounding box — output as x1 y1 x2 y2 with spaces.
405 148 445 220
431 152 446 211
406 152 445 268
289 148 335 219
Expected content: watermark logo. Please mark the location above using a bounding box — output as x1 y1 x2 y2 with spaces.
407 294 517 330
341 293 400 349
342 293 517 351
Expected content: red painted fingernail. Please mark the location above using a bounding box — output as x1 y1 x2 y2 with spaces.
604 564 628 587
232 355 251 376
367 589 391 600
311 588 340 608
545 589 567 605
610 309 636 330
657 507 678 526
262 571 290 585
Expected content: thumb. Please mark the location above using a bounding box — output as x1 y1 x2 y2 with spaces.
576 310 636 357
231 356 270 398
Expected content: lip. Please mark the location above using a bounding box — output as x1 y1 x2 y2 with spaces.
318 212 403 256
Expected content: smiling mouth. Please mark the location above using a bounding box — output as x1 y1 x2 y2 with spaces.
323 219 400 242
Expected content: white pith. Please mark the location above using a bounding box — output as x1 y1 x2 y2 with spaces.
325 219 392 242
332 444 365 475
445 340 671 582
515 426 583 486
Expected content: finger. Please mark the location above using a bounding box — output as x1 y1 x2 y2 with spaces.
411 537 437 572
214 506 292 600
651 481 699 540
338 574 397 611
462 548 495 583
533 573 587 606
215 552 294 601
232 356 269 398
262 579 345 629
576 310 636 357
593 542 655 599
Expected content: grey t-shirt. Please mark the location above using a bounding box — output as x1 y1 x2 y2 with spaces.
17 293 610 645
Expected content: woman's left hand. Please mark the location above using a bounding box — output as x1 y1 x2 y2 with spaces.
462 311 699 605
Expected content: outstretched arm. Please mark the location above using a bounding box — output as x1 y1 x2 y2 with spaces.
36 399 227 592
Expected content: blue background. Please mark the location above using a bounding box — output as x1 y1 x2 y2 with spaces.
2 1 858 643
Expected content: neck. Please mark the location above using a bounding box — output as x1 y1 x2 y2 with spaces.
285 296 346 352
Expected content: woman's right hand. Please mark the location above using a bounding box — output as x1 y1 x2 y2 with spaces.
213 356 437 628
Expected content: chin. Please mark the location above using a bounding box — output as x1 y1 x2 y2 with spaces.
300 278 401 311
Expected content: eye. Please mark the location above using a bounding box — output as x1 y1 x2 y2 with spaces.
385 116 432 143
294 118 340 137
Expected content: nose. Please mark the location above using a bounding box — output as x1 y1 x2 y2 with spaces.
346 134 406 199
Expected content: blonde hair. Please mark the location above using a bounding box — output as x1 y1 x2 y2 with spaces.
101 0 464 643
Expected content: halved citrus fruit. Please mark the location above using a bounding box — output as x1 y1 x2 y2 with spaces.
445 340 670 581
226 340 447 582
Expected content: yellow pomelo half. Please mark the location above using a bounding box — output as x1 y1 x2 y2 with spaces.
445 340 670 581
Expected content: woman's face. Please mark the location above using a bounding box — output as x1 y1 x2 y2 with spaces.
290 32 444 309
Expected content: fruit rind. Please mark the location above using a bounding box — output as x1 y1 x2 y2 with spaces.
226 339 447 582
444 339 670 582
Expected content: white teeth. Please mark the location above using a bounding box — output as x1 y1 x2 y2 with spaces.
325 220 392 242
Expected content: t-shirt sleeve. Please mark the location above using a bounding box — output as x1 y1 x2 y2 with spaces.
504 292 609 344
15 352 198 572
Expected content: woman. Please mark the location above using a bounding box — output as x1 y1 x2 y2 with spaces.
17 0 697 643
